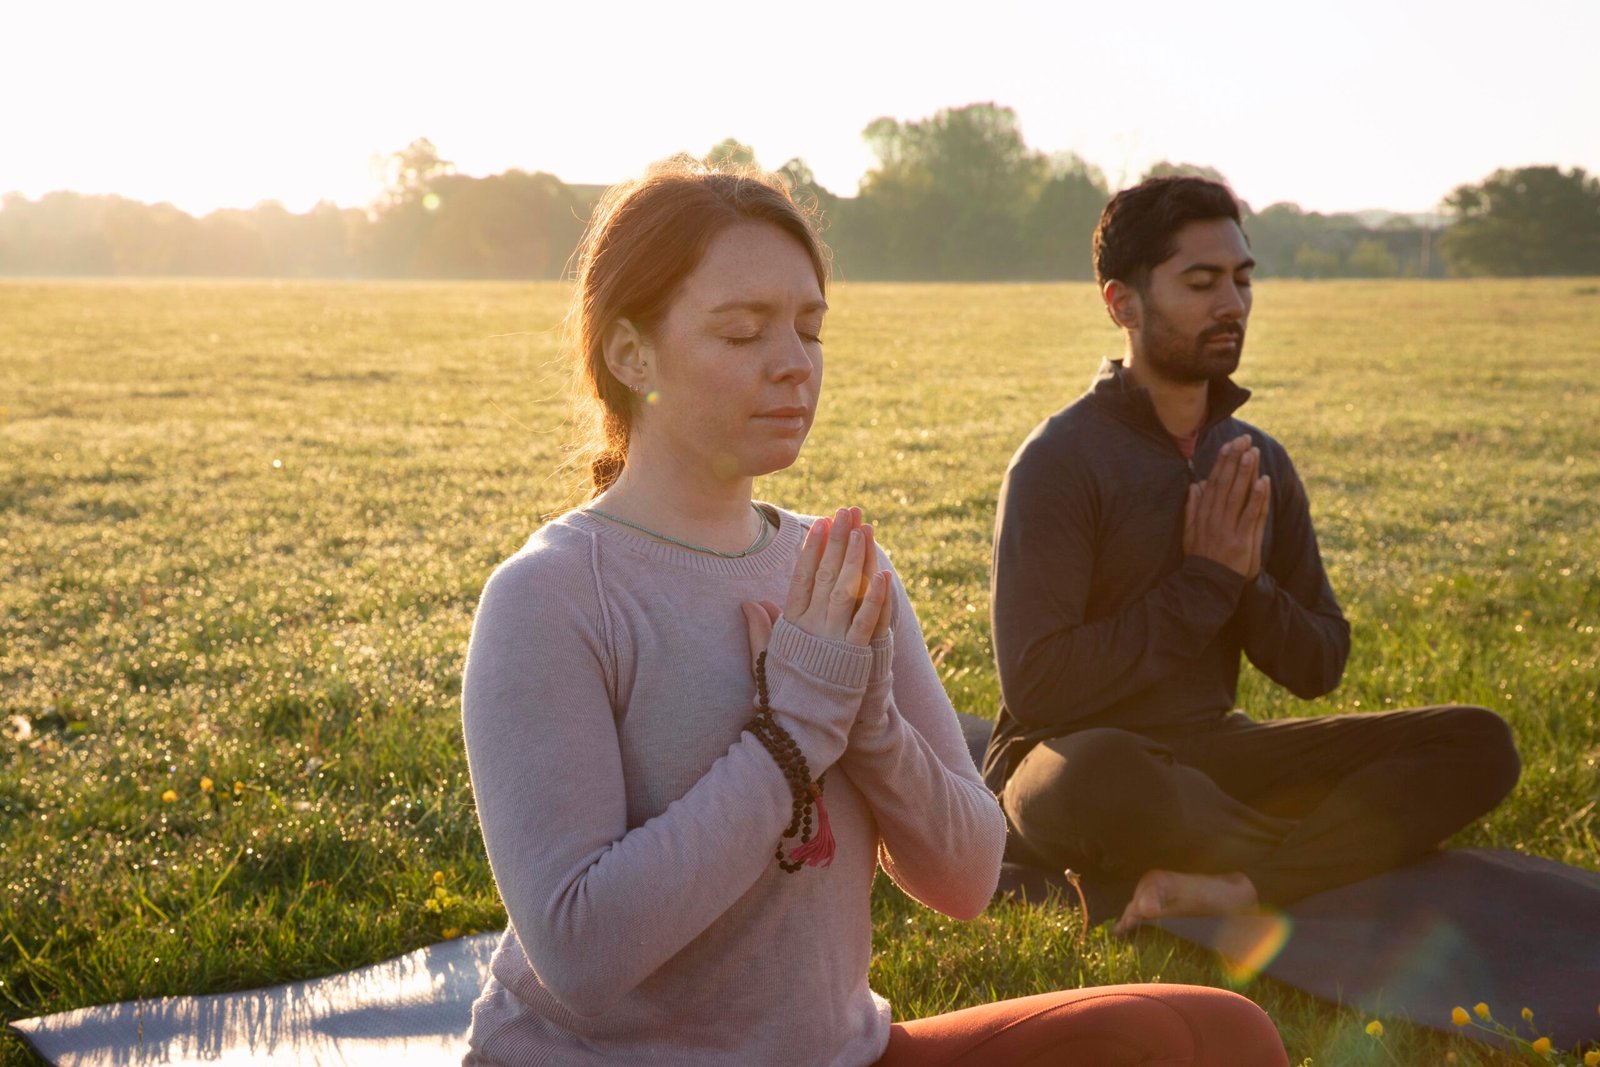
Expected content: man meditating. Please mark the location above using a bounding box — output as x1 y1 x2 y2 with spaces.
982 175 1521 935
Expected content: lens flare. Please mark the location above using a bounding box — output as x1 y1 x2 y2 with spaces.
1212 911 1294 985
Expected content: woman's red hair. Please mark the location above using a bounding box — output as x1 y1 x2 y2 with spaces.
569 157 829 494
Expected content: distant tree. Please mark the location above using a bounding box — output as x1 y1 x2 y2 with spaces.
408 170 587 278
1021 152 1109 279
1345 237 1399 278
850 102 1047 279
705 139 758 169
1292 241 1342 278
1441 165 1600 276
376 138 454 210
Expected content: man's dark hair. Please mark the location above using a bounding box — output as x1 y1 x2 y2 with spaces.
1093 176 1244 290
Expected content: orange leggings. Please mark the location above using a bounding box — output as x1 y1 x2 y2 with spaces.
872 984 1288 1067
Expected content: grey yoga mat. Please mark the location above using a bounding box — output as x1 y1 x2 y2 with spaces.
9 931 499 1066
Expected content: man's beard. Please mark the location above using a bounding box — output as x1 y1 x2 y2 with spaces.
1139 303 1246 384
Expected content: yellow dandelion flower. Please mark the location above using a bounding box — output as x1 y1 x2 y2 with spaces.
233 780 245 796
1365 1020 1383 1038
442 928 461 939
1583 1050 1600 1066
200 776 214 794
1530 1036 1551 1055
433 871 446 886
1445 1054 1458 1065
1521 1006 1534 1022
1451 1006 1470 1026
1474 1002 1491 1020
161 789 178 803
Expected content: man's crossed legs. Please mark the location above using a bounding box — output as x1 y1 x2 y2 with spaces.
1001 705 1520 931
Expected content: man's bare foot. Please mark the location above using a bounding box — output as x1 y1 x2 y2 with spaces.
1113 870 1259 936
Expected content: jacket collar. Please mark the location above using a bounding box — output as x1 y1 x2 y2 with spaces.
1088 358 1251 442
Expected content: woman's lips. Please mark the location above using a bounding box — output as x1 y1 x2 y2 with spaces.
753 407 810 430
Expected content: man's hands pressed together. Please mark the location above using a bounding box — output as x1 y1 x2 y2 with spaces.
1184 435 1270 580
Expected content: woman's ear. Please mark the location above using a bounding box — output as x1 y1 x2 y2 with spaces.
601 318 653 397
1103 280 1141 331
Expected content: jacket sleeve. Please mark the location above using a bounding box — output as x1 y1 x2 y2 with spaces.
835 567 1005 920
1237 447 1350 698
461 549 868 1019
991 437 1245 730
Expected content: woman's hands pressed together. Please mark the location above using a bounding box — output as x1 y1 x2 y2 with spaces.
742 507 892 664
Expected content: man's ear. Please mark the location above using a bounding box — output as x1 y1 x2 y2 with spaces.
1103 280 1142 331
601 318 652 396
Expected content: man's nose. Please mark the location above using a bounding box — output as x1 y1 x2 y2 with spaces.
1215 283 1247 320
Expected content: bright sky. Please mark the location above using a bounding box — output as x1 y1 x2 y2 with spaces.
7 0 1598 218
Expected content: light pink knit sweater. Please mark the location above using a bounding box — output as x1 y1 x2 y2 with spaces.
460 506 1005 1066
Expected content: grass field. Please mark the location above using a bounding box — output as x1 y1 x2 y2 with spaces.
3 277 1598 1065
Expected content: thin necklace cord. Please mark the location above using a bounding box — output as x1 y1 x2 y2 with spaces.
586 502 773 559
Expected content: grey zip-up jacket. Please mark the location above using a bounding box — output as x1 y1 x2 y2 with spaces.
982 359 1350 793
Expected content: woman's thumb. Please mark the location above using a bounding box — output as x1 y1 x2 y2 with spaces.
742 601 775 669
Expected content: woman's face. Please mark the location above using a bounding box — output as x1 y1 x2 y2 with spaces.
636 221 826 483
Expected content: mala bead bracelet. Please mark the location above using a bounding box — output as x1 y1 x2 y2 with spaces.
748 651 835 872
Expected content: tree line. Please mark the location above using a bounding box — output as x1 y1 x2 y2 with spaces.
3 104 1596 280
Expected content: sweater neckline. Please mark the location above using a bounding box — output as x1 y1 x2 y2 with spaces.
565 502 806 578
1090 358 1251 446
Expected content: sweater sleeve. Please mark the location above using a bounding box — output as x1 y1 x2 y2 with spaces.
461 544 868 1019
835 565 1005 920
1237 447 1350 698
991 438 1245 730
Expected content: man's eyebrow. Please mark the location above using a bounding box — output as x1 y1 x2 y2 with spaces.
707 299 829 314
1180 259 1256 274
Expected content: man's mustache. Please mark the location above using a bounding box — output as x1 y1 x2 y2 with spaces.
1199 323 1245 343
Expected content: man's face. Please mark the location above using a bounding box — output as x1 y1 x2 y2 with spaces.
1131 218 1255 384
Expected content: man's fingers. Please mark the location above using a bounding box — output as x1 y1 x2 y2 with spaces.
1248 476 1271 541
1216 435 1248 496
786 516 830 617
1214 437 1254 517
1227 446 1260 519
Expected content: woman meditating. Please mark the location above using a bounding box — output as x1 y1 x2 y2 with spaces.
459 159 1288 1066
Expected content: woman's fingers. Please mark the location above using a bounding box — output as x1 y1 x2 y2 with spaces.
742 600 775 673
846 569 890 645
826 525 867 635
856 523 877 616
813 507 853 597
786 515 830 618
871 569 893 641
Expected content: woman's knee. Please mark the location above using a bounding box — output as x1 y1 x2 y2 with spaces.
1146 985 1288 1067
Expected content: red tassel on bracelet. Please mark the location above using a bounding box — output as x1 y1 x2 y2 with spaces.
787 784 835 868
